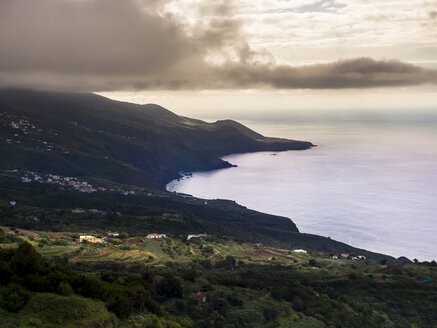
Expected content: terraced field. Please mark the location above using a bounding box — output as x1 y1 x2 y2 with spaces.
72 248 158 263
1 226 329 268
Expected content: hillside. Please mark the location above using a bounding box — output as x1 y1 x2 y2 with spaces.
0 233 435 328
0 173 393 261
0 89 395 260
0 89 313 187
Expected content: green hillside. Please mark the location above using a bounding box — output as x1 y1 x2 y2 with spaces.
0 173 392 261
0 89 313 187
0 233 435 328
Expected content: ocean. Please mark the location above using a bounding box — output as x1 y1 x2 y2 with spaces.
167 110 437 261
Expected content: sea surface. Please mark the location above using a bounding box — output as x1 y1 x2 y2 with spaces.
167 110 437 261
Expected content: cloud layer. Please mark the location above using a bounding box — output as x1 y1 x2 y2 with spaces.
0 0 436 91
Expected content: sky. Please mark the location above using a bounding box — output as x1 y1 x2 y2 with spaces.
1 0 436 113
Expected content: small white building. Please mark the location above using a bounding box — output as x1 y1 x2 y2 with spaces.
292 249 307 253
147 233 167 239
187 234 208 240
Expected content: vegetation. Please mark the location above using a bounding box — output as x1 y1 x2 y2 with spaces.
0 176 392 260
0 235 435 327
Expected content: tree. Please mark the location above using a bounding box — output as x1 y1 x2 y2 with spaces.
156 278 183 298
10 241 46 276
106 291 132 317
57 281 73 296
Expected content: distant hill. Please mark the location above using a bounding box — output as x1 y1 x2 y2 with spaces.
0 89 313 188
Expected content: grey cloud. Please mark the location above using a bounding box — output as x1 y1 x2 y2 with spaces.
0 0 200 76
0 0 436 91
214 58 437 89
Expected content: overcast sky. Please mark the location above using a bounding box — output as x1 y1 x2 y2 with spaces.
1 0 436 112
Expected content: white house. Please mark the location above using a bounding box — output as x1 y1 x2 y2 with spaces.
147 233 167 239
292 249 307 253
187 234 208 240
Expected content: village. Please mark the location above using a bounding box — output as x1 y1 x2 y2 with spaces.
12 169 198 202
0 111 70 154
18 171 141 195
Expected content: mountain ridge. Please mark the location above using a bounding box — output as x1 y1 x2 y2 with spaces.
0 89 313 187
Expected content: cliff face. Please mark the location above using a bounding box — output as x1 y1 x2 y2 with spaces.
0 89 313 187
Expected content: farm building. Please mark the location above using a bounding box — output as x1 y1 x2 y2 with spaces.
187 234 207 240
147 233 167 239
79 235 103 243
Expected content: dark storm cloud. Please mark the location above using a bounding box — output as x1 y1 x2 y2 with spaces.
0 0 436 91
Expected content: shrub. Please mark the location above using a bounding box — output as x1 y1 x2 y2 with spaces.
156 278 183 299
38 238 49 245
106 291 132 317
52 239 69 246
309 259 318 267
0 261 15 285
133 314 164 328
58 281 74 296
202 246 214 255
1 284 30 312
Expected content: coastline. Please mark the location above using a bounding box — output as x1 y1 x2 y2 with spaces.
166 148 430 261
